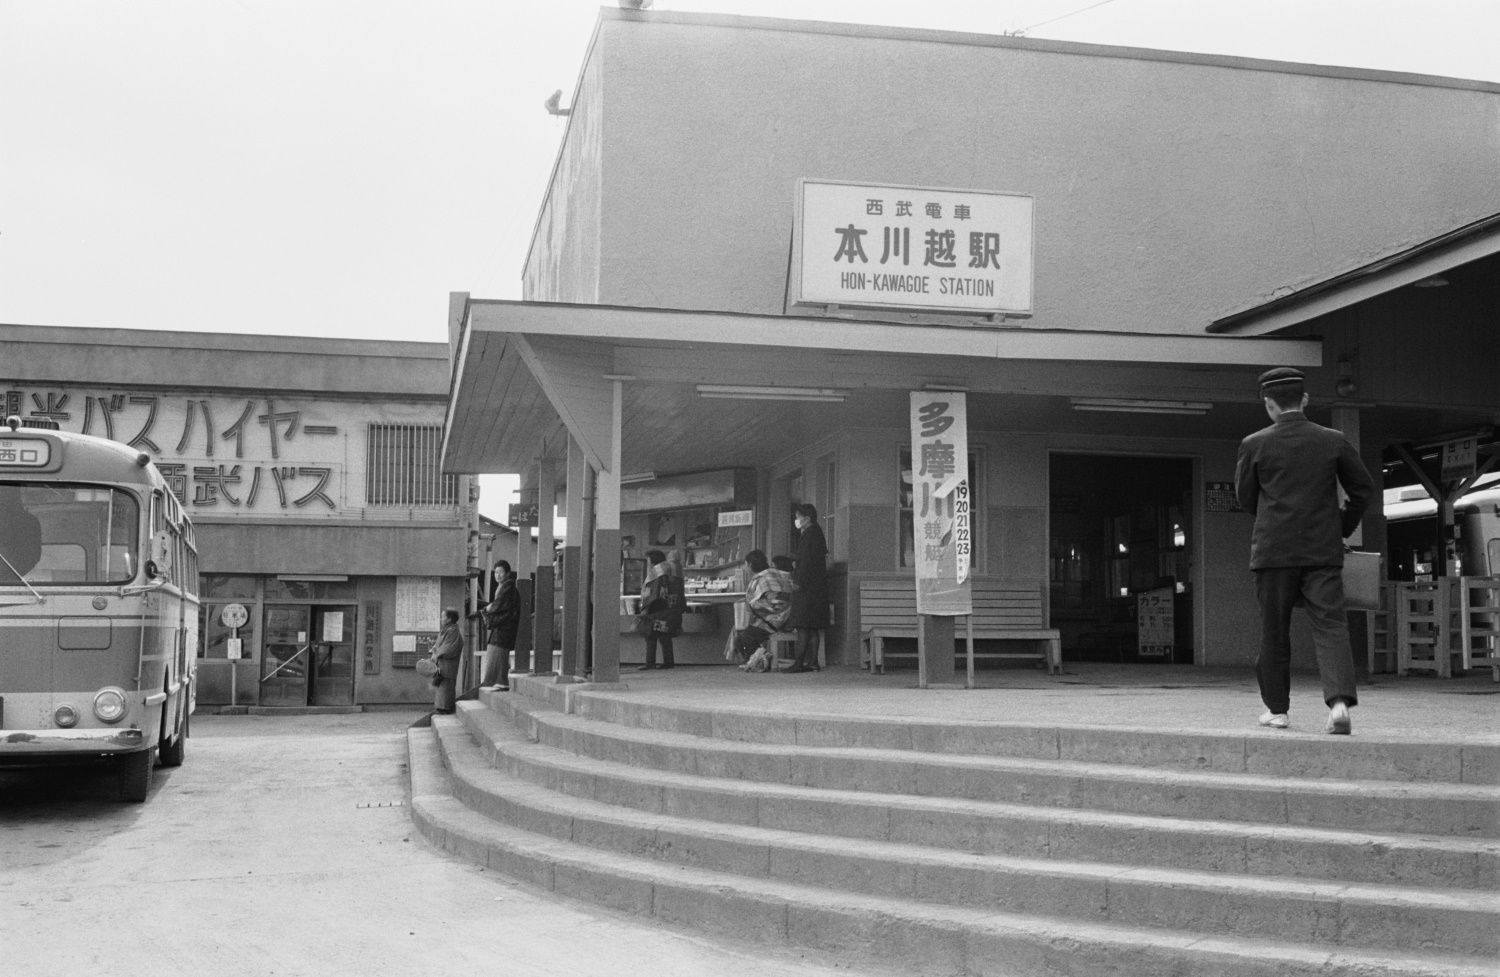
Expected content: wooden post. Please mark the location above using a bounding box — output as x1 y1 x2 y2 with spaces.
559 435 590 681
917 614 956 689
965 614 975 689
590 377 626 683
513 483 536 674
533 455 558 675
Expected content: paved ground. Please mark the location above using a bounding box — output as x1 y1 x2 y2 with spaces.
594 661 1500 744
3 663 1490 977
0 710 882 977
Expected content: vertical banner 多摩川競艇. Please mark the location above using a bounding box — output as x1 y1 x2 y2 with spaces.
908 391 972 616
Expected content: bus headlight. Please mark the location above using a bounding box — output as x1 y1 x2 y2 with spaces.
93 688 128 724
54 704 80 728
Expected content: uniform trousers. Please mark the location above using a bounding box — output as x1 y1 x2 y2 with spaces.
1254 565 1359 714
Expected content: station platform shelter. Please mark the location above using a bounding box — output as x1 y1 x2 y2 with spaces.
439 9 1500 686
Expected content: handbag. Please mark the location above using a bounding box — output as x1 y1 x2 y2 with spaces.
415 656 438 677
1341 550 1382 611
632 614 652 637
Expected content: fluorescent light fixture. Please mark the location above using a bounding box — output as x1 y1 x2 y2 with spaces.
620 471 656 485
696 384 848 403
1070 398 1212 416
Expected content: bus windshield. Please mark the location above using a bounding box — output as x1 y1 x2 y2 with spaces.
0 482 141 585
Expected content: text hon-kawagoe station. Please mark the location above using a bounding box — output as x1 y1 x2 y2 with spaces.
441 9 1500 685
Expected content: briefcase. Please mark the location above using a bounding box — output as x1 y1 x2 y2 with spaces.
1341 550 1383 610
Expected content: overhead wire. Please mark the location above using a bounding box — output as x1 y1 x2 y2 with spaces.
1011 0 1121 36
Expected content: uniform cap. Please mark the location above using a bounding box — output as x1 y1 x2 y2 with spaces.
1257 367 1305 393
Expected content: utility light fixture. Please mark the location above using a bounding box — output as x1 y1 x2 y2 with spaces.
696 384 848 403
1070 397 1212 416
620 471 657 485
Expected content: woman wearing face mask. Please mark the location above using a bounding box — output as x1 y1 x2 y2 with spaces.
787 503 829 672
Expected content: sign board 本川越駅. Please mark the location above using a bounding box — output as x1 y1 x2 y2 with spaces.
792 179 1034 318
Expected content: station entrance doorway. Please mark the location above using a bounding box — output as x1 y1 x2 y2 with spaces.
1049 454 1195 664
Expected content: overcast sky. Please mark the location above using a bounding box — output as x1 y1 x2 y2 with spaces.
3 0 1495 518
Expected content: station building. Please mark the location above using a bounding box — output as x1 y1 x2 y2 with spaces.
2 324 473 708
440 10 1499 685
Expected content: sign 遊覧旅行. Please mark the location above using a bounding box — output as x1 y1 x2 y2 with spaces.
792 179 1034 318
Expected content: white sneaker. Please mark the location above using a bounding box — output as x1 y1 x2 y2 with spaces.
1258 711 1289 729
1325 701 1352 735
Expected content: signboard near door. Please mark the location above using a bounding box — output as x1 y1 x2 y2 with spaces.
1138 587 1175 659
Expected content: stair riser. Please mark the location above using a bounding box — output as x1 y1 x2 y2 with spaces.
413 802 1298 977
488 724 1498 888
418 720 1499 977
556 693 1497 786
436 724 1499 956
418 796 1489 977
495 695 1498 839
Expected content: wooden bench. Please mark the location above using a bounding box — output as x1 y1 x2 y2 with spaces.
859 578 1061 675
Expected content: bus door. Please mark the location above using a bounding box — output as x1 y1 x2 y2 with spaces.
260 605 311 706
310 605 356 706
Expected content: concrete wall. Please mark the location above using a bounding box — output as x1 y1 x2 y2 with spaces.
199 523 466 577
522 52 604 303
586 15 1499 333
1 324 448 396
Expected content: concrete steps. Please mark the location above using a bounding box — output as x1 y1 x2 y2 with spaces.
407 679 1500 977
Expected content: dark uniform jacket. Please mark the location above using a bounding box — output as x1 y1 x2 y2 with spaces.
1234 412 1375 570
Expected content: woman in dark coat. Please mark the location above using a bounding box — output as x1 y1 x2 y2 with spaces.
481 562 519 690
787 503 829 672
430 607 465 714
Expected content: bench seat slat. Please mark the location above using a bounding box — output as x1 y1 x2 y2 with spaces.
858 579 1061 675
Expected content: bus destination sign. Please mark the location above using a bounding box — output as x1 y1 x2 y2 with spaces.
0 437 51 467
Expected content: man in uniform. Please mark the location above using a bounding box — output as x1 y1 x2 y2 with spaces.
1235 367 1375 734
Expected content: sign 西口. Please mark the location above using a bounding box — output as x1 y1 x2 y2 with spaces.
792 179 1034 318
1441 437 1477 483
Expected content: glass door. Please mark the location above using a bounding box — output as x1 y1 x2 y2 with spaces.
310 605 356 706
259 605 311 706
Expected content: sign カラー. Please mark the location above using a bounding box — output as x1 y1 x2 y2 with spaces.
1137 587 1175 659
793 179 1034 317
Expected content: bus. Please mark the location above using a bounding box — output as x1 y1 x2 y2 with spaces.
1383 472 1500 580
0 417 199 802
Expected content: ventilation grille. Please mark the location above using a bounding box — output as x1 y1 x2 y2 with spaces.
366 424 457 507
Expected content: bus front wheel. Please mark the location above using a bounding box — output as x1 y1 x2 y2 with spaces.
118 748 154 803
158 709 187 768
